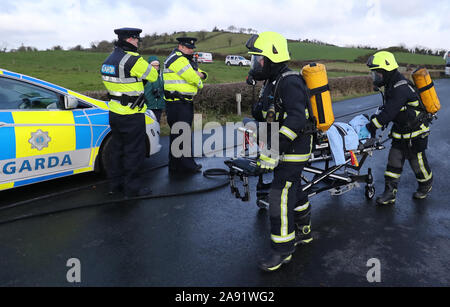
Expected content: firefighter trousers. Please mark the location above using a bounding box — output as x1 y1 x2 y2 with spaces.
267 134 313 253
384 146 433 188
268 160 310 254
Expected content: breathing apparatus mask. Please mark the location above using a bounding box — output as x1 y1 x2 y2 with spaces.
371 70 385 88
249 55 272 81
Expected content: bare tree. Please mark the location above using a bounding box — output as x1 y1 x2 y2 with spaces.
0 41 8 52
198 30 207 41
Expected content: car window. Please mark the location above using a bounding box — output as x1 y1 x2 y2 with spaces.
0 77 62 110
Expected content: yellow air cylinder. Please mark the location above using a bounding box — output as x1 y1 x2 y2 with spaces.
412 67 440 114
301 63 335 132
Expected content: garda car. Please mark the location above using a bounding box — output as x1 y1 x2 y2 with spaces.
0 68 161 191
225 55 251 66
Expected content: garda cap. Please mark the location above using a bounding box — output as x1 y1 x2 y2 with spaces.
114 27 143 41
177 37 197 49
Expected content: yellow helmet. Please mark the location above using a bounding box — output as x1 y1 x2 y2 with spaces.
246 31 290 63
367 51 399 71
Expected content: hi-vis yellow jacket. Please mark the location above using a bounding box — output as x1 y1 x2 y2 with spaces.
163 49 207 102
101 47 157 115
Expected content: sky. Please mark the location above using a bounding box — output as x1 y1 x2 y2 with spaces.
0 0 449 52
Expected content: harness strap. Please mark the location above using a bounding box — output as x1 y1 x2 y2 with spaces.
272 71 317 134
417 82 434 93
309 84 330 96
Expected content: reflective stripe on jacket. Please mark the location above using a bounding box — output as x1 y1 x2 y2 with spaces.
101 47 157 115
163 49 203 102
370 71 429 138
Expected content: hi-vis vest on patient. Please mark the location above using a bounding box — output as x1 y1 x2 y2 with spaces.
411 67 441 114
301 63 335 132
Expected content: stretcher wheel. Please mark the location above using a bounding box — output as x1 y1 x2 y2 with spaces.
365 185 375 200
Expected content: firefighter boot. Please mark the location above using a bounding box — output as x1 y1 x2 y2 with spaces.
295 224 313 246
294 202 313 246
258 252 293 272
413 180 432 200
376 181 398 205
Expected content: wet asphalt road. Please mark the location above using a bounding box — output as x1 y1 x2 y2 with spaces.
0 79 449 287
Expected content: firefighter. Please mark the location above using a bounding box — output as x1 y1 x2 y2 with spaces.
163 37 208 173
366 51 433 204
101 28 158 197
246 31 314 271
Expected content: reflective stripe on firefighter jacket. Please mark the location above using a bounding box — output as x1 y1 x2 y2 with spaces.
101 47 157 115
252 67 313 162
369 71 430 141
163 49 204 102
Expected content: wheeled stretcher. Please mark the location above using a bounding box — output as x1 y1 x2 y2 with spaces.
224 126 385 209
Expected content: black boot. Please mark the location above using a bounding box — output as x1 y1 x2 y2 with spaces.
294 202 313 246
258 252 293 272
413 180 432 199
295 224 313 246
376 181 398 205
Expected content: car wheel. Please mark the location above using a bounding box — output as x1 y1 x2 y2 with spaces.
226 62 231 66
239 62 243 66
99 135 113 174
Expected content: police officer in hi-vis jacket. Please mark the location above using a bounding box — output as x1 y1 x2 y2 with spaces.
101 28 158 197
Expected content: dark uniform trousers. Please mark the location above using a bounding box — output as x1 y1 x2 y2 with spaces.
385 136 433 188
268 134 312 254
166 101 198 171
108 111 146 195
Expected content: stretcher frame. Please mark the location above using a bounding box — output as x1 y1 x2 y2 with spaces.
224 128 385 209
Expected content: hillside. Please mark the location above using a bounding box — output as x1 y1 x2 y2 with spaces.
0 31 445 92
144 31 445 65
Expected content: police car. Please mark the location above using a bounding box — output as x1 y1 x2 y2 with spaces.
0 68 161 191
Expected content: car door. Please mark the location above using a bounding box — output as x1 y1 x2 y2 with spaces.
0 75 92 189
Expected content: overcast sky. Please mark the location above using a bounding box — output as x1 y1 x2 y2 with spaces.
0 0 449 52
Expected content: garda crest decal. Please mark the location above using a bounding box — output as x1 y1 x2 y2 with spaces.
29 129 51 151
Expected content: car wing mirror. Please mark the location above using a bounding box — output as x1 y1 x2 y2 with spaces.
64 95 79 109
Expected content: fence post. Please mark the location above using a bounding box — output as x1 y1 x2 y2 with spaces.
236 93 242 116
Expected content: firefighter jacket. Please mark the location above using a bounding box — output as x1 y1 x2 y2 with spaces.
101 43 158 115
252 67 313 162
368 70 430 151
163 49 207 102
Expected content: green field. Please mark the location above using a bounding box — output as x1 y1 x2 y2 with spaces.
0 31 445 93
0 50 365 92
0 51 106 92
154 32 445 65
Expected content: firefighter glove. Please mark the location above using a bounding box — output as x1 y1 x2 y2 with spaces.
257 149 279 172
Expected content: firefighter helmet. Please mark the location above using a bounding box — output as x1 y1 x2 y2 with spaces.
246 31 290 63
367 51 399 72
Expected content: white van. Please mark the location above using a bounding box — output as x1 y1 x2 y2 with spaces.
195 52 213 63
225 55 251 66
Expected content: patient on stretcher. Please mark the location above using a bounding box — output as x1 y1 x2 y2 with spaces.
325 114 371 166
